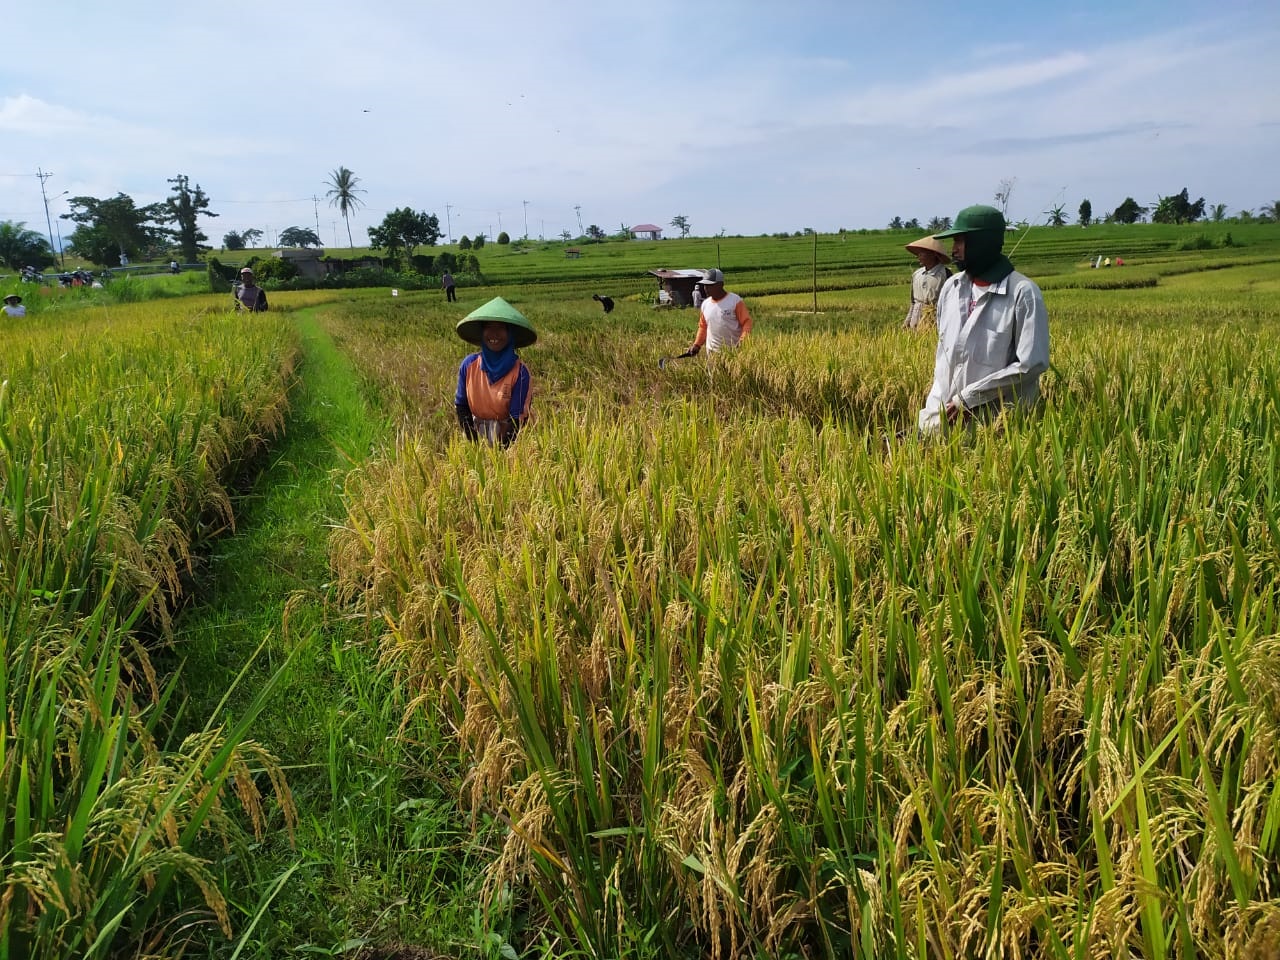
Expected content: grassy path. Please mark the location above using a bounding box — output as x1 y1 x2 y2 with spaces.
174 307 478 959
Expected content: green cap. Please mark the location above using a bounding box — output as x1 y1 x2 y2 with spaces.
455 296 538 348
933 204 1006 238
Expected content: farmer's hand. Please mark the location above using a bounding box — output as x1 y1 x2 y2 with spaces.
945 400 969 425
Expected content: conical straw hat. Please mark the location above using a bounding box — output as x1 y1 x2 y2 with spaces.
904 235 951 263
455 296 538 348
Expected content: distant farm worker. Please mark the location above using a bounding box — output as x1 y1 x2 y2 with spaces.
454 296 535 446
592 293 615 313
674 268 753 359
2 293 26 317
902 235 952 329
918 204 1049 434
233 267 269 312
442 270 457 302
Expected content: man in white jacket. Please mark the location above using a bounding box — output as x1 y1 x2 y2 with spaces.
918 205 1049 434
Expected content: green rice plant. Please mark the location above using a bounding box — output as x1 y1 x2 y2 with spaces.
326 265 1280 957
1 297 303 958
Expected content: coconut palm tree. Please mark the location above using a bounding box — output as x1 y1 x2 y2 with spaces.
324 166 366 248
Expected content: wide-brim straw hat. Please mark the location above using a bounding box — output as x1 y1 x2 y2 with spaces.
904 236 951 263
456 296 538 348
3 293 21 303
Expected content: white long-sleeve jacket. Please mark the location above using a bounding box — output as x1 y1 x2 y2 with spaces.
918 269 1050 433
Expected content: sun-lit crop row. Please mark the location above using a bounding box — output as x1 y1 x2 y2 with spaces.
0 297 298 959
329 282 1280 958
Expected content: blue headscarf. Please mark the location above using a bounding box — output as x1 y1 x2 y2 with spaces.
479 334 518 383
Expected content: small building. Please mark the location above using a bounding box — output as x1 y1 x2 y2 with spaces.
274 247 328 281
631 223 663 240
647 268 706 308
565 247 581 259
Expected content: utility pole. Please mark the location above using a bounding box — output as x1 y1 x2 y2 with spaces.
446 203 453 244
574 204 583 236
522 200 529 240
313 196 322 243
36 168 62 267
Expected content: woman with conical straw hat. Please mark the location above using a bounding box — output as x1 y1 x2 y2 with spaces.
453 296 537 446
902 235 952 330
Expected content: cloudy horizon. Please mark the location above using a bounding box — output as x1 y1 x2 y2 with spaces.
3 0 1276 250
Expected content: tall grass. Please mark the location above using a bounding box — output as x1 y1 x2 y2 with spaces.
329 277 1280 957
1 300 300 958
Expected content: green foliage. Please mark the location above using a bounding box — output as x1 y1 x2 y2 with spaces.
410 253 435 275
0 220 55 270
1174 231 1239 251
63 193 167 266
670 214 691 238
279 226 321 247
325 166 366 247
1112 197 1147 224
250 256 299 282
497 231 510 245
367 207 442 259
473 233 486 250
458 235 472 250
223 231 246 251
160 174 217 262
1152 187 1206 225
206 256 237 292
1078 198 1092 226
242 227 264 247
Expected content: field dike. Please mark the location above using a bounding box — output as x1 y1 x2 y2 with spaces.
171 306 484 959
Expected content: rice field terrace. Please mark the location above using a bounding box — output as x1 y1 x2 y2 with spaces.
3 224 1280 959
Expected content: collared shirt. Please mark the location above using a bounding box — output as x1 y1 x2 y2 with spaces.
918 269 1050 433
911 263 950 306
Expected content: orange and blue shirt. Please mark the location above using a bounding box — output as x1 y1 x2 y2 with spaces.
455 353 531 421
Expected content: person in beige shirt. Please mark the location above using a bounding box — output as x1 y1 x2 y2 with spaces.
902 235 951 330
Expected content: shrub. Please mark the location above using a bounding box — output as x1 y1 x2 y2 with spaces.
410 254 435 275
497 232 510 245
251 257 299 282
459 235 472 250
206 257 235 292
1174 234 1215 251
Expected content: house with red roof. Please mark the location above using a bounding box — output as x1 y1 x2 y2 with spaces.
630 223 663 240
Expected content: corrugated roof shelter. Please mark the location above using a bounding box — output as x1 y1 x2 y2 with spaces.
631 223 663 240
648 268 706 307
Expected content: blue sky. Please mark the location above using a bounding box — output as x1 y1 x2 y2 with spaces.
2 0 1276 248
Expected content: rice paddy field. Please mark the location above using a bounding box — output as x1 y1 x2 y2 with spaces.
3 224 1280 959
